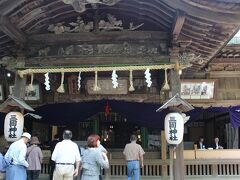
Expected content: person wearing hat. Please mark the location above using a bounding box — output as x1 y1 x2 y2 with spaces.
26 136 43 180
4 132 31 180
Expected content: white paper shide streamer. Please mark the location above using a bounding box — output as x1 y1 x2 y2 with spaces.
44 73 50 91
78 72 81 91
144 68 152 87
111 70 118 88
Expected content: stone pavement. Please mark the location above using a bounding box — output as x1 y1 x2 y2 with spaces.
39 174 240 180
3 174 240 179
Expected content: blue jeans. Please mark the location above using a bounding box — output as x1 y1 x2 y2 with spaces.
127 160 140 180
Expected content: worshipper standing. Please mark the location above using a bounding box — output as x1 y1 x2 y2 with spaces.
49 134 60 180
4 132 31 180
81 134 109 180
123 134 145 180
51 130 81 180
212 137 224 149
26 136 43 180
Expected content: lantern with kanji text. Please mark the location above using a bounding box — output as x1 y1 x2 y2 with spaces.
4 112 24 142
164 112 184 145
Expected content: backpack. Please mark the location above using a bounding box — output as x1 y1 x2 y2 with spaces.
0 153 8 172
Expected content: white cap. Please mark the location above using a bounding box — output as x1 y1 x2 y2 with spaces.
21 132 31 140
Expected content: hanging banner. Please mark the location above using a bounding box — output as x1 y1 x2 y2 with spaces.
164 112 184 145
4 112 24 142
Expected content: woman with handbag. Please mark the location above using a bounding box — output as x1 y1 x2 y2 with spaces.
26 136 43 180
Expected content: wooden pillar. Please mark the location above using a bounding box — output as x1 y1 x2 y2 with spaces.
169 47 184 180
169 146 174 180
141 127 148 149
51 126 58 140
161 130 168 179
14 54 26 99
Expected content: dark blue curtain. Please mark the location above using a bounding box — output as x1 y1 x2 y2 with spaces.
34 100 165 130
1 100 240 130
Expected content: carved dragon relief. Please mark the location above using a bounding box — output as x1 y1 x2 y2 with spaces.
62 0 121 13
47 14 144 34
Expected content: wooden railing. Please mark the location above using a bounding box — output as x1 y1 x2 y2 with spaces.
41 150 240 178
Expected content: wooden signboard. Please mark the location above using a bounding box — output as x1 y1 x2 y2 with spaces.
86 79 128 95
181 80 215 100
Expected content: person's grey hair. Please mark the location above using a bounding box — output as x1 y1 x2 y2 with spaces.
63 130 72 140
130 135 137 142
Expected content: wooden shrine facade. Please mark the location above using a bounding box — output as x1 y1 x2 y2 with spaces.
0 0 240 107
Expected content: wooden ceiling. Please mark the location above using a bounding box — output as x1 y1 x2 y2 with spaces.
0 0 240 73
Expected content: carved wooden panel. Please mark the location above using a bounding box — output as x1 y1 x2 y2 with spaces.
68 75 79 95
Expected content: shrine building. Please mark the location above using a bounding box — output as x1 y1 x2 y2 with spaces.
1 0 240 179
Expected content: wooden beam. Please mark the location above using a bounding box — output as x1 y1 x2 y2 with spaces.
25 56 170 67
182 0 240 14
190 41 216 50
162 0 240 24
0 16 26 43
0 0 25 15
172 10 185 41
29 31 168 44
212 58 240 63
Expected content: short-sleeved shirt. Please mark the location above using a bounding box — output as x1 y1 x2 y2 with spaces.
51 140 81 164
123 142 145 161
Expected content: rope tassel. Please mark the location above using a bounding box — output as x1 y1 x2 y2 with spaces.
27 74 34 91
162 68 170 91
93 71 101 91
57 72 65 93
129 70 135 92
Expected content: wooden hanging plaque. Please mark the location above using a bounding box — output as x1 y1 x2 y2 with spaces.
87 79 128 95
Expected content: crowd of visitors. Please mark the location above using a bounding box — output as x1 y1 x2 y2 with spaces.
1 130 227 180
1 129 146 180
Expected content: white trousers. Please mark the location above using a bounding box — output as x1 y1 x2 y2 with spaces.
53 165 74 180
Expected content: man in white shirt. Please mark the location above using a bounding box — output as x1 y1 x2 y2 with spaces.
4 132 31 180
52 130 81 180
212 137 223 149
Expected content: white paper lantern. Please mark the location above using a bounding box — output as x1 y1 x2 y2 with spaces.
164 112 184 145
4 112 24 142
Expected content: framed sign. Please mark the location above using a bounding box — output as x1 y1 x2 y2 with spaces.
0 85 3 101
9 84 40 101
87 78 128 95
181 80 215 99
